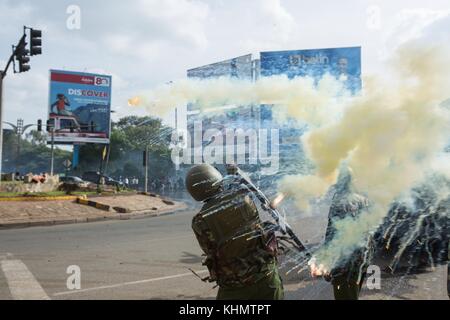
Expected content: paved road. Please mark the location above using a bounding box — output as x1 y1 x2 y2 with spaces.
0 208 447 300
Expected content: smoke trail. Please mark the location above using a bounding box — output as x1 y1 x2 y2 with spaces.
129 73 348 127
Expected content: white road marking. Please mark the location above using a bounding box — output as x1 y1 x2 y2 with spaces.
53 269 209 296
1 259 50 300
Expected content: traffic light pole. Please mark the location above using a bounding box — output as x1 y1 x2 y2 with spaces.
0 27 41 184
0 35 21 184
0 71 4 185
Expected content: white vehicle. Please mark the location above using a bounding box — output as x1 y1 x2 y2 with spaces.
48 114 81 133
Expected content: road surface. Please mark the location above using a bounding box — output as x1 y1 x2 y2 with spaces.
0 208 447 300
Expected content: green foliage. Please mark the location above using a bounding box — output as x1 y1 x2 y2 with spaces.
1 116 175 182
75 115 175 180
1 129 72 174
26 130 47 146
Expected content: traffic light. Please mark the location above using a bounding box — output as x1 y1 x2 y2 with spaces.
37 119 42 131
46 119 53 132
29 29 42 56
15 37 30 73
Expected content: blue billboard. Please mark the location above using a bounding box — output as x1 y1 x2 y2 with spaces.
187 54 253 80
48 70 112 144
260 46 361 93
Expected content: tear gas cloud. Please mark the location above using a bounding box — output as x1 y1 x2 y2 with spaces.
131 41 450 271
299 43 450 271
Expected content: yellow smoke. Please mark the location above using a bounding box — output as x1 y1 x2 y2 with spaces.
131 41 450 270
128 96 142 107
131 74 346 127
297 42 450 269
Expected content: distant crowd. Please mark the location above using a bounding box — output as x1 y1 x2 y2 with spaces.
114 176 185 194
148 177 185 193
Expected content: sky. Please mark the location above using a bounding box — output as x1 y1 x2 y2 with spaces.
1 0 449 130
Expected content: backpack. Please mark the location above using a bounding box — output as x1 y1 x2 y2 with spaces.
192 187 277 287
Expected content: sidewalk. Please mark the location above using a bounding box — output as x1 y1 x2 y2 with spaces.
0 194 186 229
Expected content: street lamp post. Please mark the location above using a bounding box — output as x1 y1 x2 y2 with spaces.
3 119 35 174
144 145 149 193
2 119 42 181
16 118 23 173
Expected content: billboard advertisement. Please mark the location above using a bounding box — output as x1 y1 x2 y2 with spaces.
187 54 253 80
260 46 361 93
187 54 253 114
48 70 112 144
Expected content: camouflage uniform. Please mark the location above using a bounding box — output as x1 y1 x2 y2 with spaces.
192 185 284 300
447 242 449 298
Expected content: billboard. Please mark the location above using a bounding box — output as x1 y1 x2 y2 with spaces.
260 46 361 93
48 70 112 144
187 54 253 114
187 54 253 80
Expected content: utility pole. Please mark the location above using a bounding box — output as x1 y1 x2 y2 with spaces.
144 145 149 193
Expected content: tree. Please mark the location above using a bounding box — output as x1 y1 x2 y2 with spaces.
0 115 176 180
76 116 175 182
1 129 72 174
26 130 47 146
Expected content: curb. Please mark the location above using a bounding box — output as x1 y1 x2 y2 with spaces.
140 192 159 198
78 194 177 214
76 197 111 211
0 195 80 202
0 204 188 230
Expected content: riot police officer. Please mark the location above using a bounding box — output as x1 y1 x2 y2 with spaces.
185 164 284 300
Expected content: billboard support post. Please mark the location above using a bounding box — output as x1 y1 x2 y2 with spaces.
97 149 103 194
104 144 111 176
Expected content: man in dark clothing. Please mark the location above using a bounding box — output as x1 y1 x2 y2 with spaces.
311 168 372 300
